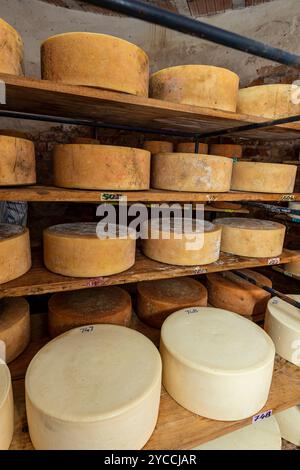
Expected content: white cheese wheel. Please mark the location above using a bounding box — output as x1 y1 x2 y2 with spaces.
41 33 149 97
264 296 300 366
150 65 239 112
284 251 300 276
136 277 207 328
237 84 300 119
143 141 173 154
142 219 221 266
0 359 14 450
53 144 150 190
209 144 242 159
176 142 208 154
0 297 30 363
0 135 36 185
43 223 136 277
214 218 286 258
25 325 162 450
0 224 31 284
0 18 23 76
151 153 233 192
194 416 281 450
160 307 275 420
48 286 132 337
288 202 300 221
276 406 300 446
231 161 297 193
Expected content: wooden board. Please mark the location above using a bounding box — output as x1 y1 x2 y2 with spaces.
1 74 300 140
0 248 299 299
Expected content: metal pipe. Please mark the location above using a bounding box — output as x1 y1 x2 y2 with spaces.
85 0 300 67
241 201 300 215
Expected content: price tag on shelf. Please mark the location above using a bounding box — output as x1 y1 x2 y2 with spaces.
252 409 272 424
281 195 295 201
268 257 280 265
194 267 207 274
100 193 125 202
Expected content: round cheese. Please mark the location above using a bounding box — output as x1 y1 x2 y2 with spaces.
288 202 300 221
214 218 286 258
284 251 300 276
41 33 149 97
276 406 300 446
143 141 173 154
48 286 132 337
176 142 208 154
25 325 162 450
151 153 233 192
72 137 100 145
0 359 13 450
53 144 150 190
44 223 136 277
0 18 23 76
0 224 31 284
136 277 207 328
211 201 242 210
231 161 297 193
206 270 272 318
160 307 275 420
0 135 36 185
194 416 281 450
265 295 300 366
209 144 242 159
237 84 300 119
0 297 30 363
149 65 239 112
142 219 221 266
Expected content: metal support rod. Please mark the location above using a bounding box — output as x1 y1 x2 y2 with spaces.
85 0 300 67
241 201 300 215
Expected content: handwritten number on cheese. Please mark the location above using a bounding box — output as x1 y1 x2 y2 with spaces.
252 410 272 423
80 326 94 334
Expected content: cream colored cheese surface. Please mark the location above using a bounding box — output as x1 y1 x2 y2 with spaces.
0 359 14 450
276 406 300 446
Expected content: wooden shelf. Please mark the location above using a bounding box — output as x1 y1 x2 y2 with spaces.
0 248 298 299
1 74 300 140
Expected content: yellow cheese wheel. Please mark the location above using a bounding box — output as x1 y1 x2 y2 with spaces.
231 161 297 193
0 359 13 450
0 297 30 363
0 18 23 76
143 141 173 154
206 270 272 318
176 142 208 154
72 137 100 145
150 65 239 111
209 144 242 159
284 251 300 275
151 153 233 192
0 135 36 185
136 277 207 328
43 223 136 277
214 218 286 258
48 287 132 337
53 144 150 190
142 219 221 266
0 224 31 284
41 33 149 97
237 84 300 119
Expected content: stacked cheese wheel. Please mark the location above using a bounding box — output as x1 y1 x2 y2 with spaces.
276 406 300 446
0 18 23 75
0 224 31 284
284 251 300 276
0 359 13 450
176 142 208 154
41 33 149 96
210 144 242 159
0 135 36 186
0 297 30 362
143 141 173 154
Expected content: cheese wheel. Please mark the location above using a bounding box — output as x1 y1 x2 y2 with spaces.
41 33 149 97
288 202 300 221
237 84 300 119
0 224 31 284
0 297 30 363
209 144 242 159
276 406 300 446
151 153 233 192
53 144 150 190
143 141 173 154
214 218 286 258
0 359 13 450
176 142 208 154
136 277 207 328
194 416 281 450
284 251 300 275
72 137 100 145
211 201 242 210
48 287 132 337
206 270 272 318
0 18 23 76
150 65 239 112
160 307 275 420
231 161 297 193
44 223 136 277
142 219 221 266
265 295 300 366
25 325 162 450
0 135 36 185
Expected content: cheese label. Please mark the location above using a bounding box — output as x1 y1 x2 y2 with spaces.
194 267 207 274
185 307 199 315
80 326 94 334
281 195 295 201
252 409 272 423
101 193 125 201
268 257 280 265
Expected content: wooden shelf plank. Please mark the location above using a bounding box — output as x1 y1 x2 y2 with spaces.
0 248 299 299
1 74 300 140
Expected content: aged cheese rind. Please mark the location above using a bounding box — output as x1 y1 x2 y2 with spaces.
41 32 149 97
0 224 31 284
284 251 300 275
176 142 208 154
0 135 36 185
143 141 173 154
276 406 300 446
72 137 100 145
0 360 14 450
0 297 30 363
0 18 23 76
209 144 242 159
53 144 150 190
